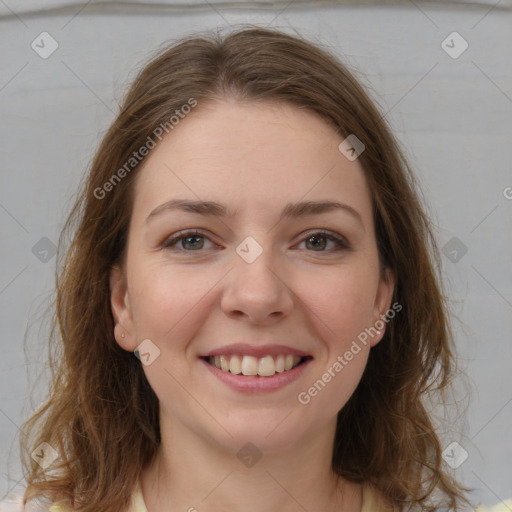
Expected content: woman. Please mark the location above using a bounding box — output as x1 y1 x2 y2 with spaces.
20 27 476 511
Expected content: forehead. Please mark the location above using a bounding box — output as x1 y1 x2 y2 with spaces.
131 99 373 227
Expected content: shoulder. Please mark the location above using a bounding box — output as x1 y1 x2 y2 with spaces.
475 500 512 512
0 493 53 512
361 483 512 512
47 479 147 512
0 480 146 512
361 482 399 512
48 505 67 512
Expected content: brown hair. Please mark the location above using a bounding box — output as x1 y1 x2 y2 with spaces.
21 26 473 511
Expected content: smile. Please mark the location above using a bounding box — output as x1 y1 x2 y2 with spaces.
205 354 306 377
201 355 312 393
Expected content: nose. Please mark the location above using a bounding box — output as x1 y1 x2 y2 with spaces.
220 242 294 325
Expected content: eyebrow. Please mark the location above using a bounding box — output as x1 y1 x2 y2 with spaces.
147 199 365 230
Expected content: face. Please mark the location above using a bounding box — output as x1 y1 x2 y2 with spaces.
110 98 394 454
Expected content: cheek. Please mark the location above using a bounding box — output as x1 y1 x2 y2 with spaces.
297 272 374 415
302 350 369 415
127 262 209 343
304 267 378 347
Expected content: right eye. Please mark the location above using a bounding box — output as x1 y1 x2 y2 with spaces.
162 230 218 252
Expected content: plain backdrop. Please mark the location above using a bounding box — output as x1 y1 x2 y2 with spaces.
1 0 511 509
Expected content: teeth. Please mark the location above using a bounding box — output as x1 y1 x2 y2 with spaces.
208 354 303 377
241 355 258 376
275 355 285 373
258 355 275 377
229 355 242 374
219 355 229 372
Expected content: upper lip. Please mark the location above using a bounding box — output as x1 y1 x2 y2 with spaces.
200 343 312 359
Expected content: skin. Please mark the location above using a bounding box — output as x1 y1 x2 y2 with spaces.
110 98 394 512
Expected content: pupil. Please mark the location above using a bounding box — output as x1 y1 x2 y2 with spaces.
307 235 325 250
185 236 203 249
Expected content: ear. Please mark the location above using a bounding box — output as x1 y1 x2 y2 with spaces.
110 265 137 351
369 267 395 347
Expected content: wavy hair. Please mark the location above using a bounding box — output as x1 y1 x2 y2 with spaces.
21 27 473 511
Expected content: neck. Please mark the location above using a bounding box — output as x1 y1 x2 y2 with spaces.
140 413 362 512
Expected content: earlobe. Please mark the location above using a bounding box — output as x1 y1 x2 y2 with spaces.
370 267 396 347
109 265 136 351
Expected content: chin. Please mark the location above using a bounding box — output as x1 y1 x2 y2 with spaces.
201 409 313 455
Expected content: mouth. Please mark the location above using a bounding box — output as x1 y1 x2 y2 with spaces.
200 354 312 377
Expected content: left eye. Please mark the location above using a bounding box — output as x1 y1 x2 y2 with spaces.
162 230 349 252
297 231 350 252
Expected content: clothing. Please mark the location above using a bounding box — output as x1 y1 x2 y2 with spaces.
37 480 511 512
47 479 398 512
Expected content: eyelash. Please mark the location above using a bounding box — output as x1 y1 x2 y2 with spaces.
162 229 350 254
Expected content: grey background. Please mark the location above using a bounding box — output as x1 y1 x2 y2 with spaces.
1 0 511 509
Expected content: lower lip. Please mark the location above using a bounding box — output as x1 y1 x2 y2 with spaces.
200 358 312 393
